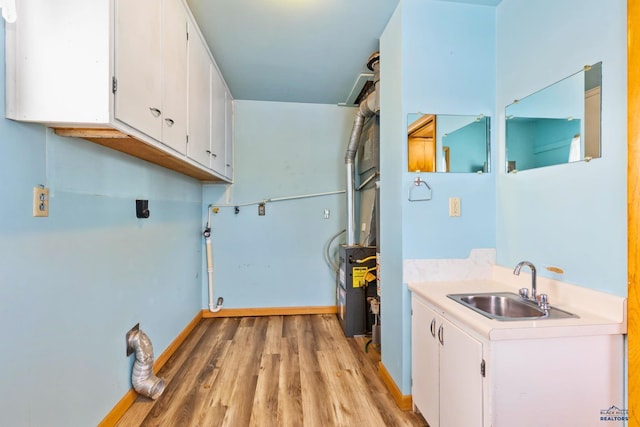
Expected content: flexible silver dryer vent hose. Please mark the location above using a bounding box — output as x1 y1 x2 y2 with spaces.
127 329 166 400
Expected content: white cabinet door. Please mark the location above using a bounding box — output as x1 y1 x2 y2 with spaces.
412 298 440 426
161 0 188 154
210 66 227 173
439 317 483 427
224 90 234 180
187 33 212 167
114 0 162 141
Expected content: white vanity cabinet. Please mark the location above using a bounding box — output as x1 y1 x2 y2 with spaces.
412 296 483 427
5 0 233 182
410 282 626 427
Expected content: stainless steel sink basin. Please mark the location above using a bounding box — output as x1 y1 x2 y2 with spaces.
447 292 578 321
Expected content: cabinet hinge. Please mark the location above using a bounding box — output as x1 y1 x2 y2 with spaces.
112 76 118 94
481 359 486 377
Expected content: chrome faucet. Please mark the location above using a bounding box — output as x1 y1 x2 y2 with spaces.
513 261 537 301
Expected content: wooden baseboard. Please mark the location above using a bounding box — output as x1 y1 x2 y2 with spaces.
98 311 204 427
97 388 138 427
378 361 413 411
154 311 203 370
201 305 338 318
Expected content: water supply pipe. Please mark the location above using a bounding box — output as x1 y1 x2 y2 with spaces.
127 328 165 400
345 52 380 245
205 207 224 313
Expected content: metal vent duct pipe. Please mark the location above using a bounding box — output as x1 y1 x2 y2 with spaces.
127 328 166 400
345 51 380 245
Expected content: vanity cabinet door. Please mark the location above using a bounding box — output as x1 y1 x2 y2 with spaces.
412 296 484 427
114 0 163 141
439 316 483 427
411 298 440 425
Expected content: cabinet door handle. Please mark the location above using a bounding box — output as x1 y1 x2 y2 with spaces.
206 150 217 158
437 324 444 346
164 118 174 127
149 107 162 117
430 318 436 338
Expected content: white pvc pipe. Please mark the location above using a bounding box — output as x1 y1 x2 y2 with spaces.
210 189 345 209
206 235 223 313
205 207 223 313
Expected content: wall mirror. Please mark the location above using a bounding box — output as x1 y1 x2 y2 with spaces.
407 113 490 173
505 62 602 173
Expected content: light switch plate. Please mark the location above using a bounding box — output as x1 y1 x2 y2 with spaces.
449 197 461 217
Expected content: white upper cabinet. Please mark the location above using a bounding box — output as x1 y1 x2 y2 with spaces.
5 0 232 182
115 0 189 151
114 0 163 142
210 66 227 173
224 91 234 180
5 0 110 123
186 20 234 181
187 31 212 168
161 0 189 154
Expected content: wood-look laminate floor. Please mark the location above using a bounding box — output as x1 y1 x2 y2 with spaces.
116 314 428 427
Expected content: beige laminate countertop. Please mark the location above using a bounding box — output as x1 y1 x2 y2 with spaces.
408 279 627 341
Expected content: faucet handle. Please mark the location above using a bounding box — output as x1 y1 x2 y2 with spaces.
538 293 550 310
519 288 529 299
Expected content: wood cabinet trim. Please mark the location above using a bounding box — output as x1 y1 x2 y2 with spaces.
628 0 639 419
53 127 225 182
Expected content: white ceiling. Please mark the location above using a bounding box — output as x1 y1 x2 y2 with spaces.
186 0 500 105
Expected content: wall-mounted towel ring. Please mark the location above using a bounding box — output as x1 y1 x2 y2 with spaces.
409 177 432 201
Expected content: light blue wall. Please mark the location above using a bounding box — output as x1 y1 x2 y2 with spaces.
379 0 407 398
380 0 497 395
201 100 354 308
0 21 203 426
401 0 496 260
495 0 627 296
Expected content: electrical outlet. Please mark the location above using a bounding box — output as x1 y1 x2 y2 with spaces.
33 186 49 217
449 197 461 217
258 203 266 216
